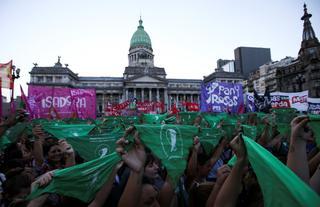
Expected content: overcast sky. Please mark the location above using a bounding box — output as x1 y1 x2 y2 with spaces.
0 0 319 99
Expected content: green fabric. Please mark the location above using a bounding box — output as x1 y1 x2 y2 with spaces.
243 136 320 207
203 114 223 128
42 124 96 138
271 108 297 124
221 124 237 140
241 125 257 140
309 115 320 147
66 133 121 161
222 116 238 125
227 155 237 166
0 122 28 150
256 124 266 137
0 136 11 151
62 118 91 124
276 123 291 138
27 152 121 203
198 128 222 155
142 114 167 124
122 116 140 125
164 115 176 124
179 112 199 125
134 124 197 186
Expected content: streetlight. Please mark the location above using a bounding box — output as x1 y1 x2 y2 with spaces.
10 65 20 112
295 74 305 92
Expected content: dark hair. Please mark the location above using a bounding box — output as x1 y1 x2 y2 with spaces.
3 144 24 171
145 153 157 168
197 152 211 166
4 144 23 161
3 169 33 201
43 141 60 157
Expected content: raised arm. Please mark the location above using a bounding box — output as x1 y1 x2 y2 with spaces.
210 138 228 167
287 116 313 183
214 135 247 207
89 162 123 207
206 164 231 207
257 117 271 147
117 130 146 207
186 136 200 189
158 176 174 207
32 125 47 167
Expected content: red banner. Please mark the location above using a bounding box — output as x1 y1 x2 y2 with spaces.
105 100 164 116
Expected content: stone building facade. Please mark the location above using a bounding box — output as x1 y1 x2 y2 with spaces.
248 57 295 94
29 18 202 115
276 4 320 97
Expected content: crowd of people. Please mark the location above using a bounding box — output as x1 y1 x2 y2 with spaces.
0 108 319 207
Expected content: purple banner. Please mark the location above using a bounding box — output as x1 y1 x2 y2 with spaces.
201 82 244 113
246 93 255 112
28 85 96 119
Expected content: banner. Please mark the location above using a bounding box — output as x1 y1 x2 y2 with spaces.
0 60 13 89
28 86 96 119
105 100 164 116
308 98 320 114
182 102 199 112
247 91 309 112
271 91 308 111
201 82 244 113
246 93 255 112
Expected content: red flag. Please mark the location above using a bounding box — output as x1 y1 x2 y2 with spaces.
170 103 179 115
0 60 13 89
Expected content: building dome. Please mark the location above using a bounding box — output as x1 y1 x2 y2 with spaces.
130 18 152 50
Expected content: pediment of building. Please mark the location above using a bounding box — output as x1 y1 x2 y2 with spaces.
129 75 164 83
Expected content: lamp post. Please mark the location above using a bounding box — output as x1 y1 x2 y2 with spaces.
10 65 20 112
295 74 305 92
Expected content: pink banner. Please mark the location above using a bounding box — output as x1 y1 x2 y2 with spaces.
28 85 96 119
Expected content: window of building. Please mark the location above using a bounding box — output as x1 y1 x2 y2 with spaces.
37 77 44 82
55 76 62 82
46 76 53 82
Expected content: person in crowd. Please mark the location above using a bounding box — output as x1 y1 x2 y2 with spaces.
32 125 75 177
2 108 320 207
287 116 320 194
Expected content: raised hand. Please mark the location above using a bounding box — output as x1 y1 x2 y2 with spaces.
216 165 231 186
193 136 201 151
230 134 247 163
116 129 146 173
31 171 54 191
290 116 313 143
32 125 47 142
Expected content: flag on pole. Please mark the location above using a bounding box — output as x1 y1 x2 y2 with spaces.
0 60 13 89
20 85 32 116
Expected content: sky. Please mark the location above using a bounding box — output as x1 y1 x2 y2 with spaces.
0 0 319 99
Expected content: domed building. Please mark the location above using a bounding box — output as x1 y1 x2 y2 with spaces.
29 18 202 115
